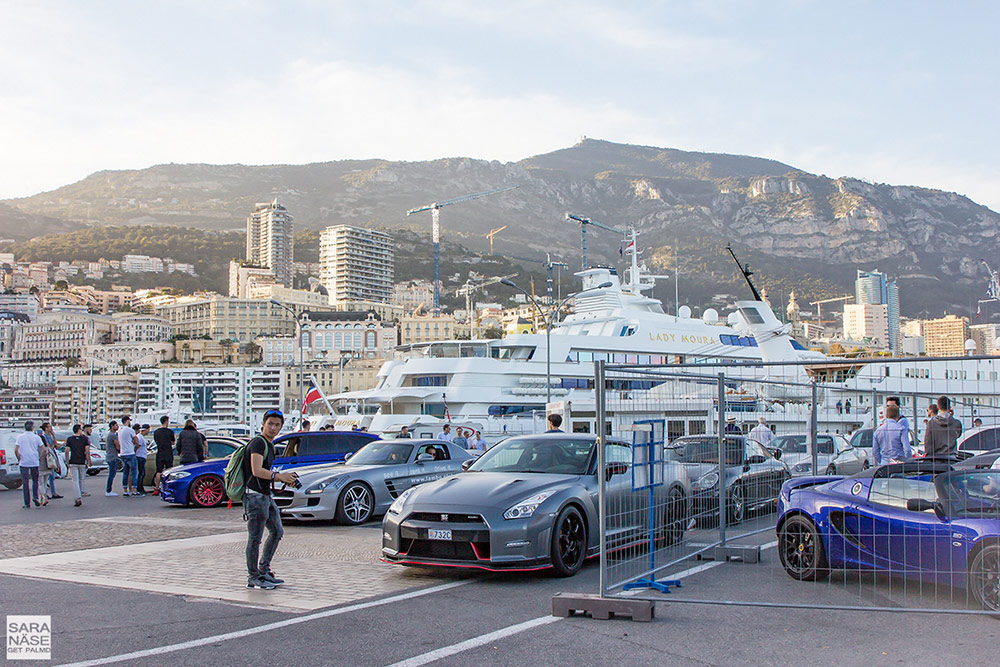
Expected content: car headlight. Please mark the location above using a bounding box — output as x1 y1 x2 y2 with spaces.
387 487 416 515
305 474 344 495
165 471 190 480
503 490 557 520
793 462 811 472
692 471 719 491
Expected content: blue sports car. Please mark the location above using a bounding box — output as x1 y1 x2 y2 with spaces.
160 430 379 507
776 459 1000 611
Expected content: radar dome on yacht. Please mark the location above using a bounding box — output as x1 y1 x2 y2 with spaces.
727 313 740 326
678 305 691 319
702 308 719 324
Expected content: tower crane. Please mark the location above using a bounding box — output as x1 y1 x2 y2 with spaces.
564 212 624 270
809 295 854 324
486 226 507 254
456 273 516 340
407 184 519 316
981 259 1000 300
498 252 569 301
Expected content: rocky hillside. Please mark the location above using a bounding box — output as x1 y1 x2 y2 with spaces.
2 139 997 317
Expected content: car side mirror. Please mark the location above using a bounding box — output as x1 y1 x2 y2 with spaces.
605 461 628 481
461 459 474 471
771 449 782 460
416 453 434 463
906 498 947 520
344 452 353 461
746 455 766 465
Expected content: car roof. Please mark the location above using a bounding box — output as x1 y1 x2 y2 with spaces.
274 430 378 442
957 424 1000 442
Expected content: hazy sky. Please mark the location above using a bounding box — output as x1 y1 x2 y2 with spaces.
3 1 998 210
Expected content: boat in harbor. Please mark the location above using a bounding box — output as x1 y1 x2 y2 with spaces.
328 231 1000 442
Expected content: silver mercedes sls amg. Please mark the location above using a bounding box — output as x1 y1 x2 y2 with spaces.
381 433 692 577
275 439 471 524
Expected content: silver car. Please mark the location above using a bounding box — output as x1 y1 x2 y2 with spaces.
771 433 869 477
275 439 471 524
382 433 692 577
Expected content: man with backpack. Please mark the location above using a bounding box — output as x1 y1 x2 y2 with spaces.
238 409 298 590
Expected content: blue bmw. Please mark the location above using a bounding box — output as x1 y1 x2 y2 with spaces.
160 430 379 507
776 459 1000 611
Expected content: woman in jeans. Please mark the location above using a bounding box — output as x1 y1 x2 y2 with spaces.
39 422 63 499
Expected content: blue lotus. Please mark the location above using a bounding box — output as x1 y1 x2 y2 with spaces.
160 430 379 507
776 459 1000 611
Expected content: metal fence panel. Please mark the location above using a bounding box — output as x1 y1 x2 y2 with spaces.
597 356 1000 615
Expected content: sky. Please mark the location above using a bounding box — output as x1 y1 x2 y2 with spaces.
2 0 998 210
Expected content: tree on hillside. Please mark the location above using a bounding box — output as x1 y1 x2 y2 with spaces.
244 341 262 362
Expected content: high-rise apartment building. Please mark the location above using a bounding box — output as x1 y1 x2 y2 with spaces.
319 226 394 307
922 315 970 357
843 303 890 349
856 269 900 353
246 200 294 287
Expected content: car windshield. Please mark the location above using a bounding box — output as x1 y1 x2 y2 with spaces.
937 471 1000 516
772 435 808 453
347 441 413 466
469 436 594 474
666 436 743 465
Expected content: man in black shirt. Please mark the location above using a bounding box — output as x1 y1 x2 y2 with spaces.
243 409 298 590
152 416 176 494
64 424 91 507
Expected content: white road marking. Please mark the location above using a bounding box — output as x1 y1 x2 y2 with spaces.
386 540 781 666
621 539 779 595
54 580 472 667
383 616 563 667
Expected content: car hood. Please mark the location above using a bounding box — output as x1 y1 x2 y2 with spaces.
406 471 581 509
677 462 740 480
779 453 825 467
164 458 228 475
292 462 393 482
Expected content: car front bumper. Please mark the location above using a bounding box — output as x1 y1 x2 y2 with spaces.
381 504 556 571
274 486 338 520
159 478 188 504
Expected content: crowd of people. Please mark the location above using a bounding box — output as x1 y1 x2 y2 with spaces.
13 415 209 508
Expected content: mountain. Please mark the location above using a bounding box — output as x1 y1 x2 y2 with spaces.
3 139 997 318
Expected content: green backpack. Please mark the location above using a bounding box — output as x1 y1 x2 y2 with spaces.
224 435 271 502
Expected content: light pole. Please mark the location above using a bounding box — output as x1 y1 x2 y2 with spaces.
338 353 354 394
501 279 612 404
270 301 304 418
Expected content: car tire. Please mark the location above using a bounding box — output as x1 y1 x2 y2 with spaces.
335 482 374 525
3 481 22 490
825 464 836 476
657 486 687 547
778 515 829 581
726 483 746 525
969 544 1000 612
188 475 226 508
550 505 587 577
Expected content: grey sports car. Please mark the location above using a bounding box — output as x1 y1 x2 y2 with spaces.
274 439 471 524
381 433 692 577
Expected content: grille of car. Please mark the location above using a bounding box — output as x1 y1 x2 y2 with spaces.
385 479 401 498
405 539 490 560
407 512 485 524
273 488 294 507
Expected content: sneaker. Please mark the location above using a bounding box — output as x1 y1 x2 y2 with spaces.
134 491 146 496
260 571 284 585
123 491 131 497
246 577 277 590
51 494 64 499
82 492 91 497
74 499 82 507
105 492 118 497
152 488 160 496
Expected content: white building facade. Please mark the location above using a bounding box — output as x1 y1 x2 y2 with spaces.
137 366 284 425
319 225 394 307
246 200 294 288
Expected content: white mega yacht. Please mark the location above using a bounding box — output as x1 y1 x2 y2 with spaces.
329 233 1000 442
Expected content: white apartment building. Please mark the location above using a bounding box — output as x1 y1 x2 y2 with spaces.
246 200 294 288
393 280 436 314
137 366 284 425
257 311 397 366
319 226 394 307
113 312 172 343
155 295 299 343
399 315 468 345
228 260 275 298
122 255 165 273
54 373 138 427
843 303 890 349
246 283 330 308
12 311 115 362
0 292 40 321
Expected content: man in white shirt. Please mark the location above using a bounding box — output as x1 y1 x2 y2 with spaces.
749 417 774 448
435 424 455 442
14 421 44 508
117 416 140 497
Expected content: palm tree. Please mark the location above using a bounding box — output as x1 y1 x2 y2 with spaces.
64 356 80 371
118 359 129 374
244 341 261 363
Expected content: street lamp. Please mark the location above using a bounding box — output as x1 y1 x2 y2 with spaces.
270 300 304 419
501 279 612 404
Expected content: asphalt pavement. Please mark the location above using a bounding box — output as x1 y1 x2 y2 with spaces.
1 472 998 666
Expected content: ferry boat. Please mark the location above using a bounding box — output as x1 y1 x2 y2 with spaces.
329 231 1000 442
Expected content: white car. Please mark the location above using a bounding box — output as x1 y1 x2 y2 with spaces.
957 425 1000 456
0 430 21 490
770 433 869 477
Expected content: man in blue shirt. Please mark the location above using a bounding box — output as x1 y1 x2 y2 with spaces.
873 404 911 465
886 397 912 446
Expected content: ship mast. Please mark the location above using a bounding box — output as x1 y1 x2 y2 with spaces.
725 245 763 301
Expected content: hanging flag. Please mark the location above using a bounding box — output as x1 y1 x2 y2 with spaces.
624 239 635 255
442 392 452 422
301 382 322 414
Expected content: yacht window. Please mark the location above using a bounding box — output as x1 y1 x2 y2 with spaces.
412 375 447 387
738 307 765 325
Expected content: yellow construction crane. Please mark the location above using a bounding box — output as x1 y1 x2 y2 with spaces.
486 226 507 254
809 295 854 324
456 273 516 339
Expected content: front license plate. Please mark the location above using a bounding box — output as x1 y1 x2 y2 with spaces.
427 529 452 541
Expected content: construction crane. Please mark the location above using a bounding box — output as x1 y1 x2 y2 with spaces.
486 226 507 254
981 259 1000 300
564 212 624 270
456 273 516 339
407 184 519 316
498 252 569 301
809 295 854 324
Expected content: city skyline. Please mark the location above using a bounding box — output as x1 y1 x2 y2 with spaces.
1 2 997 212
